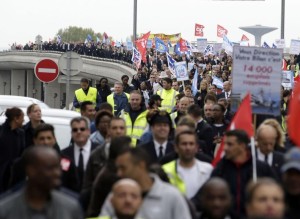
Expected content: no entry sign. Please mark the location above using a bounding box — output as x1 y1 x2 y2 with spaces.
34 59 59 83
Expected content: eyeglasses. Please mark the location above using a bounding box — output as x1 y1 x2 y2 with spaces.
72 127 86 133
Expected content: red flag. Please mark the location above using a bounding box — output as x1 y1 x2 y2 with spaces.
295 75 300 83
288 82 300 146
103 32 108 39
212 93 253 166
195 23 205 37
135 31 151 62
282 59 287 70
217 24 228 38
111 41 115 47
179 38 188 52
241 34 249 41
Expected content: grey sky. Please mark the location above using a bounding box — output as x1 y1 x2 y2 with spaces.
0 0 298 50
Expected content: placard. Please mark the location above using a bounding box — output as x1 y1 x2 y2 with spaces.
231 46 282 116
281 71 294 89
174 61 189 81
290 39 300 55
197 38 207 53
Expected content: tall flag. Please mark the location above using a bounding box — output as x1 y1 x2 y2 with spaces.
204 44 214 55
241 34 249 42
131 47 141 70
168 41 172 48
212 93 254 167
272 43 277 48
135 31 151 62
179 38 188 52
217 25 228 38
195 24 205 37
166 52 176 76
262 42 270 48
192 68 198 96
288 82 300 146
174 42 182 56
155 37 168 53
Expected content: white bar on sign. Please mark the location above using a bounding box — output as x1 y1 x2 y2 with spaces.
38 68 56 73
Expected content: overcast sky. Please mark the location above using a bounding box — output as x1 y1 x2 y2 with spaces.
0 0 298 50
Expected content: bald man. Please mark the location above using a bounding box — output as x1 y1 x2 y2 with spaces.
256 124 284 179
109 179 142 219
170 96 190 128
197 178 233 219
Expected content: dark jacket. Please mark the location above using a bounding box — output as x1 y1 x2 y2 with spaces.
211 156 277 218
139 141 175 164
87 162 119 217
195 90 207 108
23 120 45 148
195 120 214 158
0 121 25 193
96 84 111 103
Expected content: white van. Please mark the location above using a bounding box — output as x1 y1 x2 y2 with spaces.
0 95 50 113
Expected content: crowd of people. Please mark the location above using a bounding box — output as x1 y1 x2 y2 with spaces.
10 41 133 63
0 48 300 219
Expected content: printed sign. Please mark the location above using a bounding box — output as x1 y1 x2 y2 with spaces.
231 46 282 116
197 38 207 53
174 61 189 81
281 71 294 89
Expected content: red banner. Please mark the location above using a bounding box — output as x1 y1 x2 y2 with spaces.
217 25 228 38
195 23 204 37
241 34 249 41
179 38 188 52
135 31 151 62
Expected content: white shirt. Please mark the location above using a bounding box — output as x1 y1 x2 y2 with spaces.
74 140 92 171
153 140 168 158
257 148 273 166
177 159 213 199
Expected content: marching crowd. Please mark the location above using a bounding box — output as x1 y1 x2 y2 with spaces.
0 49 300 219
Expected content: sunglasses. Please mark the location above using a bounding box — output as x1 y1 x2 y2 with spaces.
72 127 86 133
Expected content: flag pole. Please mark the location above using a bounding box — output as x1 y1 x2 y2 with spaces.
250 136 257 183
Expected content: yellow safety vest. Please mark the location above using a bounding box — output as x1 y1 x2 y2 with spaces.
157 89 178 113
107 93 130 115
120 109 148 146
170 112 177 129
162 160 186 194
74 87 98 112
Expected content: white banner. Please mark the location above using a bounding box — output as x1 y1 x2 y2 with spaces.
197 38 207 53
222 35 233 55
231 46 282 116
290 39 300 55
281 71 294 89
275 39 285 49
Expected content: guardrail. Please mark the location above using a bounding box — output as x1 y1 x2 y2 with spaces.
0 50 134 69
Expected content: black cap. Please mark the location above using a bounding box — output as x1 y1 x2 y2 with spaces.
148 110 172 127
150 94 163 102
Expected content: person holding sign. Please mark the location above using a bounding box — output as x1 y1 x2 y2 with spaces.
157 78 179 113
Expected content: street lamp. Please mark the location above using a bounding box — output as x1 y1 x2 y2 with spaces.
133 0 137 43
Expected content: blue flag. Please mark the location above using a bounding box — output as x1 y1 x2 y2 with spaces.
166 52 176 75
262 42 270 48
174 42 182 56
192 68 198 96
168 41 172 48
272 43 277 49
155 37 168 53
87 34 92 42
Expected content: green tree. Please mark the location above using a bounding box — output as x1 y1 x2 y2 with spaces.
55 26 103 43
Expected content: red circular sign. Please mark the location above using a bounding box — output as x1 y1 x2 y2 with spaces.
34 59 59 83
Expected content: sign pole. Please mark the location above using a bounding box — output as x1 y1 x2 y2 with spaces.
66 51 71 110
44 83 48 104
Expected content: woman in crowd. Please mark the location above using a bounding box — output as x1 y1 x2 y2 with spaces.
195 80 208 108
246 178 285 219
90 110 113 145
0 107 25 192
23 103 43 148
96 77 111 103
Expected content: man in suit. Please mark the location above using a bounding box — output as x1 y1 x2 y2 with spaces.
217 81 231 100
139 110 174 164
62 117 99 192
256 123 284 180
187 104 214 158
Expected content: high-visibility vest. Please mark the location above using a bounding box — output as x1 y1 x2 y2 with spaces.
120 109 148 146
74 87 98 112
107 93 130 115
158 89 178 113
162 160 186 194
170 112 177 128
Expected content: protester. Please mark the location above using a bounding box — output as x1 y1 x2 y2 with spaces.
90 110 113 145
119 91 148 146
96 77 111 103
157 77 179 113
170 96 190 128
80 101 97 133
0 147 83 219
0 107 25 193
23 104 43 148
107 82 130 116
73 78 101 112
246 178 285 219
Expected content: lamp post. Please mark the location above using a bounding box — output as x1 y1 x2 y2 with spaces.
133 0 137 43
281 0 285 39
